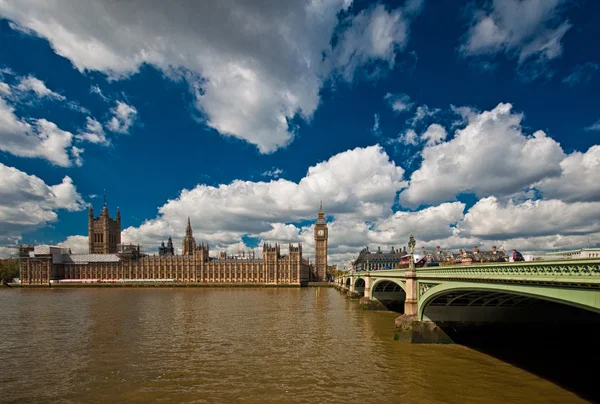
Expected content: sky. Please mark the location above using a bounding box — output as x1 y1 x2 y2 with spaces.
1 0 600 266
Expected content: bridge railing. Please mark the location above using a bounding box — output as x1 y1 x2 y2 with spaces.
414 259 600 285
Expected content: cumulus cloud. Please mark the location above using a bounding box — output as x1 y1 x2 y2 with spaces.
420 123 446 147
16 76 65 100
459 196 600 239
76 117 109 145
120 145 407 256
57 235 89 254
534 145 600 202
0 0 422 153
0 82 11 96
0 96 78 166
384 92 413 113
460 0 571 78
332 3 422 81
406 104 440 126
395 129 418 146
0 163 84 248
400 102 565 207
107 101 137 134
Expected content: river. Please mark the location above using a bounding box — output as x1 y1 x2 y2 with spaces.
0 287 589 403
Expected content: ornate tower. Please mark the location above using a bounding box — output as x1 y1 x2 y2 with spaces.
88 195 121 254
182 217 196 256
313 201 328 282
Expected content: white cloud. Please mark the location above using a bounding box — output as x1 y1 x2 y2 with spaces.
0 163 84 247
0 82 11 96
585 119 600 132
400 102 565 207
420 123 446 147
332 3 421 81
535 145 600 202
460 0 571 73
107 101 137 134
57 235 89 254
76 117 109 145
120 145 407 256
0 95 78 166
90 85 108 101
396 128 418 146
384 92 413 113
262 168 283 179
71 146 84 167
459 196 600 239
0 1 422 153
16 75 65 100
407 104 440 126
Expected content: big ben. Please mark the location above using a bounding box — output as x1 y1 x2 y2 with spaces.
314 201 328 282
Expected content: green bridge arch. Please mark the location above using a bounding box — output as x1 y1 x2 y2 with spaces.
418 281 600 321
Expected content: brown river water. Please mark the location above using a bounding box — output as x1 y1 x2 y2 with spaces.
0 287 589 403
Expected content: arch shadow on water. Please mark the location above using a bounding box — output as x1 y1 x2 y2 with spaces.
421 289 600 402
372 280 405 313
354 278 365 296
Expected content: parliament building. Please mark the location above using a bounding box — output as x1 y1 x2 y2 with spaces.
20 202 329 286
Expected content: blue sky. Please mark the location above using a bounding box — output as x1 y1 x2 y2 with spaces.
1 0 599 264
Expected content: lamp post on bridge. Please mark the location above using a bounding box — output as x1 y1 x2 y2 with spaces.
404 235 418 316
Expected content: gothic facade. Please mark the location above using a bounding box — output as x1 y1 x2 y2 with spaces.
88 202 121 254
20 205 329 286
158 237 175 256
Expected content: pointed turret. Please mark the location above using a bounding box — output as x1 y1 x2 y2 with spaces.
88 204 94 217
182 216 196 256
116 206 121 222
317 201 326 224
186 216 193 237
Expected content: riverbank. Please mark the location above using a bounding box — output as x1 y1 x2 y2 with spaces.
10 282 334 288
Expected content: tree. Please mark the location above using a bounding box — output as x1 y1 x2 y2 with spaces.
0 259 19 284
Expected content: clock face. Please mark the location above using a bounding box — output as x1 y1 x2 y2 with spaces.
317 229 324 236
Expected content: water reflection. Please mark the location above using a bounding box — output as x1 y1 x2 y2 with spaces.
0 288 588 404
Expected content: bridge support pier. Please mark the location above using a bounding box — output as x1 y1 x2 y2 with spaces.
358 273 386 309
346 276 361 299
394 317 453 343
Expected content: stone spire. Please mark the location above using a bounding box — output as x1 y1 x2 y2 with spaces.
182 216 196 256
317 201 326 224
101 189 109 216
186 216 193 237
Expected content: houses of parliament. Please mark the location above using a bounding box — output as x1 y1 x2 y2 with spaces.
20 201 329 286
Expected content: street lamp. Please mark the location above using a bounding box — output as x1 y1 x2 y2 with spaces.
408 235 416 268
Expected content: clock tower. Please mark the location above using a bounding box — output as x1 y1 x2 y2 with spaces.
313 201 328 282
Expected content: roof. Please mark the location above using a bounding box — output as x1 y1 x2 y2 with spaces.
545 248 600 255
55 254 121 264
34 245 68 255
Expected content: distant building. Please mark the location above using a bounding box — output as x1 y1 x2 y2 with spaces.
18 244 34 258
354 246 406 271
158 237 175 256
544 248 600 260
353 245 509 270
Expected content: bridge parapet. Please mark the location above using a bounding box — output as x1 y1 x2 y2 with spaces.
416 259 600 286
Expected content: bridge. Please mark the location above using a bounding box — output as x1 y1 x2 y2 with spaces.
336 255 600 343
